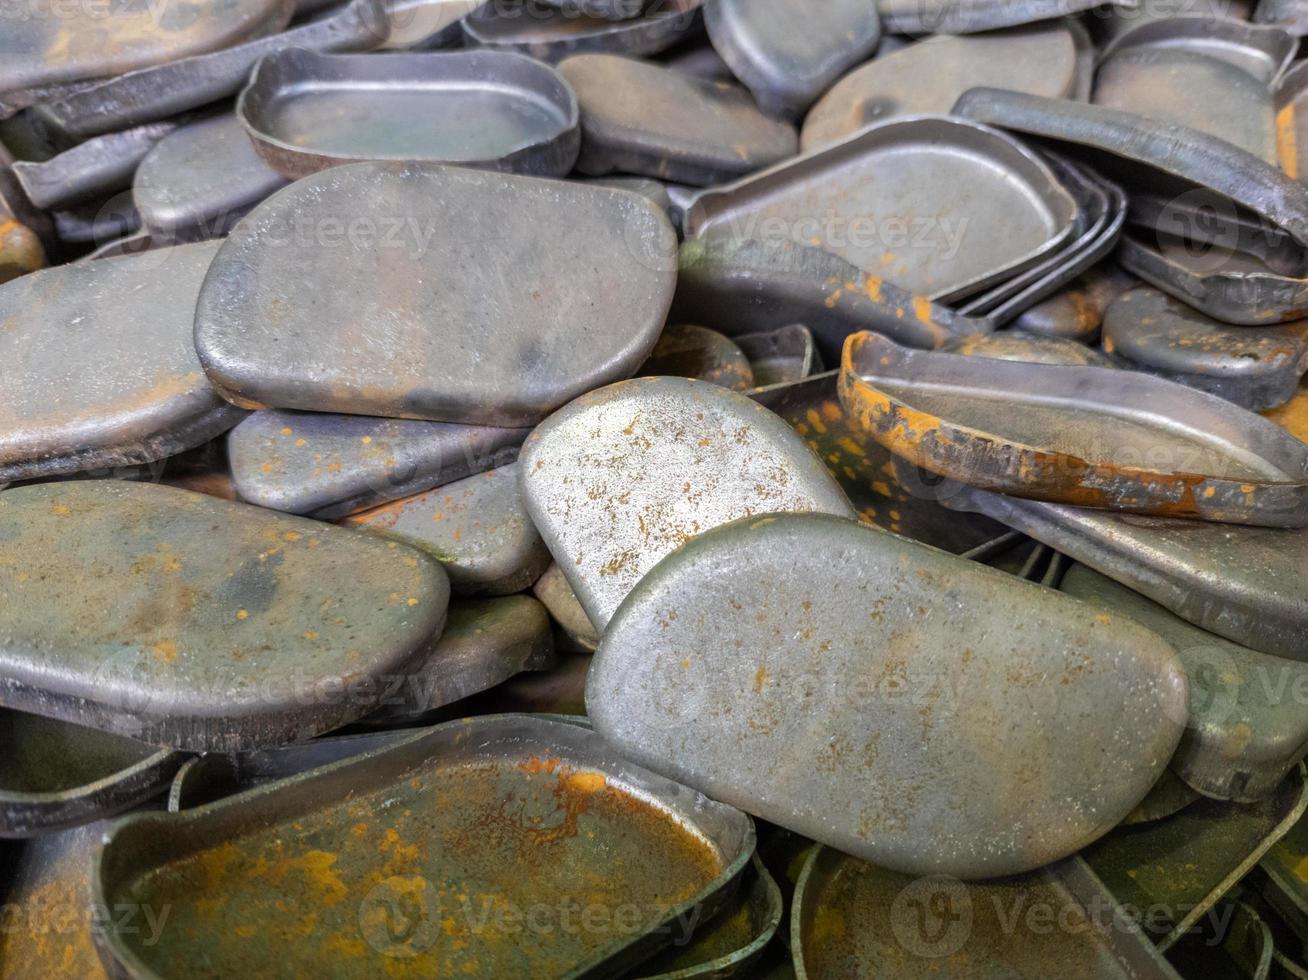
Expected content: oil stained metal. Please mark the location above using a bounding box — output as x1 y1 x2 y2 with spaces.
1062 563 1308 804
195 162 677 425
558 54 798 185
642 324 756 391
133 113 289 242
684 115 1078 302
791 847 1181 979
238 49 580 179
519 376 855 628
0 241 246 483
587 512 1187 879
346 462 550 595
702 0 881 120
461 0 705 62
841 331 1308 527
0 481 450 751
1103 288 1308 411
0 709 183 837
227 409 527 519
800 24 1079 151
95 714 755 978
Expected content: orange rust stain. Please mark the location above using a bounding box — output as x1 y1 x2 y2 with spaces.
151 640 178 663
911 295 933 324
1279 103 1299 180
753 665 770 692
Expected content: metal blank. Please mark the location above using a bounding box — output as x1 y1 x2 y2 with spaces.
588 512 1186 879
520 376 855 628
642 323 756 390
194 162 677 425
703 0 881 120
238 48 580 179
0 241 246 483
0 481 450 751
461 0 705 63
876 0 1128 34
1014 265 1138 341
559 54 798 185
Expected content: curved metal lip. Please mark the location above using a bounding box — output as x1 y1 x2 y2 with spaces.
237 47 581 180
92 713 755 980
685 113 1080 303
876 0 1128 36
839 330 1308 526
460 0 705 59
1097 14 1298 83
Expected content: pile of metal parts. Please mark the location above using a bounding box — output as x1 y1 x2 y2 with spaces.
4 0 1308 976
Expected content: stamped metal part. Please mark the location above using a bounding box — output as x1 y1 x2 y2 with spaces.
1062 563 1308 803
133 113 289 242
0 241 246 483
737 324 821 387
0 481 450 751
1014 264 1139 340
841 331 1308 526
941 330 1112 366
1123 770 1202 826
642 324 756 391
703 0 881 120
559 53 798 185
238 48 580 179
1103 287 1308 411
461 0 705 63
876 0 1130 35
532 563 600 653
195 162 677 425
12 121 179 211
800 24 1078 151
685 115 1078 302
520 376 855 628
227 410 526 519
589 512 1186 879
95 714 755 978
346 463 551 596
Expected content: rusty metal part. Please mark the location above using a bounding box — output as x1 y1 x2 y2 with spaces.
953 88 1308 248
1123 770 1203 826
461 0 704 64
841 331 1308 526
134 112 289 242
792 846 1181 979
533 562 600 653
559 54 798 186
346 463 549 596
800 25 1078 151
0 709 182 837
1259 802 1308 948
638 854 782 979
0 241 246 483
1062 563 1308 804
642 324 756 391
941 330 1112 366
1014 264 1139 341
588 511 1187 879
938 484 1308 661
1082 764 1308 952
227 410 526 519
749 371 1008 552
11 0 388 142
238 49 579 180
685 114 1078 303
1104 288 1308 411
876 0 1129 34
12 121 179 211
95 714 755 978
0 480 450 751
0 0 294 108
1265 383 1308 442
0 163 56 256
0 214 46 284
195 162 677 425
737 324 821 388
674 238 990 362
702 0 880 120
1257 0 1308 34
520 376 855 628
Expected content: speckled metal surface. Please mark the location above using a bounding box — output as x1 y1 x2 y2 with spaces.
0 241 246 483
588 512 1188 878
0 480 450 750
195 162 677 425
520 376 854 628
346 463 550 596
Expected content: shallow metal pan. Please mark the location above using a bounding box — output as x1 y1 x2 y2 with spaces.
461 0 704 62
238 48 580 179
0 709 183 838
1097 15 1297 85
841 331 1308 526
1257 0 1308 35
953 88 1308 248
876 0 1133 35
792 847 1181 979
685 114 1079 303
736 324 821 387
95 714 755 978
11 121 179 211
